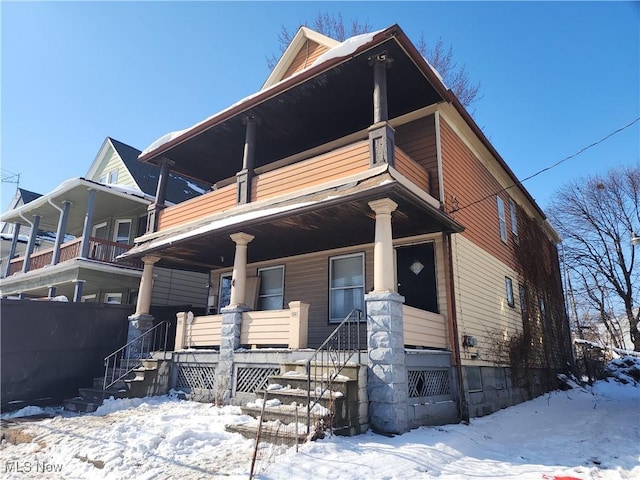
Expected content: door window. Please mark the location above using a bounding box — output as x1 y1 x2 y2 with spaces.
114 220 132 244
218 273 232 313
396 243 438 313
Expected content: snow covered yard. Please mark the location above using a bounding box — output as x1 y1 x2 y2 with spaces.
1 368 638 480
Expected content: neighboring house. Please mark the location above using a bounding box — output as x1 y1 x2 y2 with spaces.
126 25 573 432
1 188 55 267
0 137 210 309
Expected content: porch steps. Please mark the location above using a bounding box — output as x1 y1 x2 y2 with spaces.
62 359 165 413
226 361 364 441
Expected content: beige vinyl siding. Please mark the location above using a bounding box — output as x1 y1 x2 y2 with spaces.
451 234 524 366
90 146 137 188
151 267 209 308
210 234 450 349
211 245 374 348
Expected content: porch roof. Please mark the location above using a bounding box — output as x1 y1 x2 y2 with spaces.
0 178 152 234
120 167 463 272
138 25 447 187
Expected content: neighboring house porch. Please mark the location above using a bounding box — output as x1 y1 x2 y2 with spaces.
0 178 148 301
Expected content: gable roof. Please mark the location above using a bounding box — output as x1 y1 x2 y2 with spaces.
262 26 339 90
18 188 42 205
86 137 210 205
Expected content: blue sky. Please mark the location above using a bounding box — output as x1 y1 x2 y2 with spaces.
1 1 638 213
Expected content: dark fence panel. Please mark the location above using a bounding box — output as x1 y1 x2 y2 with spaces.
1 299 133 409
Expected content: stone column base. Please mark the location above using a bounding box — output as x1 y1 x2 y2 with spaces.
126 313 155 359
214 305 248 404
365 290 409 434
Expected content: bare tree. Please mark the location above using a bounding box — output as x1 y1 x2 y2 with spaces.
549 165 640 351
267 13 481 108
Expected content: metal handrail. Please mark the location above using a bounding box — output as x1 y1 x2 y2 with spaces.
102 320 170 391
306 308 363 434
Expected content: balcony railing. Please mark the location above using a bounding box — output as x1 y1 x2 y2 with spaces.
155 139 432 233
7 237 141 276
174 301 310 350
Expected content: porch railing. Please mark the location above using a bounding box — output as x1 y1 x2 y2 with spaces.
102 320 170 391
174 301 310 350
6 237 141 276
306 308 363 434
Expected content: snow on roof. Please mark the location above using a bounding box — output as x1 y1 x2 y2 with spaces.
140 29 386 159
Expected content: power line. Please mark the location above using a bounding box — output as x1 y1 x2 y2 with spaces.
450 117 640 214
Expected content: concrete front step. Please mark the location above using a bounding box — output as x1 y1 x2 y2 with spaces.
269 374 355 396
279 360 362 380
225 421 309 447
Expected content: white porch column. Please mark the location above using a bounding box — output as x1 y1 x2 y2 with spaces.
229 232 254 308
369 198 398 292
134 255 160 316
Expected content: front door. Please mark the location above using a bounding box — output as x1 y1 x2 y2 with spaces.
396 243 438 313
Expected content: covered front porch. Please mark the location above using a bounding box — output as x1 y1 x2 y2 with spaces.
0 178 149 301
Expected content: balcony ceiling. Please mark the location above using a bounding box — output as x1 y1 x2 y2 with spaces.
146 37 444 186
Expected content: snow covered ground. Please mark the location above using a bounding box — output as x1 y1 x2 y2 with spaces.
1 362 638 480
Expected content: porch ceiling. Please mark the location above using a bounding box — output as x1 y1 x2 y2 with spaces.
126 178 462 272
144 36 444 186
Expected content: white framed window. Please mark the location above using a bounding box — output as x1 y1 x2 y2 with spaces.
92 222 108 239
98 174 108 184
218 273 232 313
104 293 122 304
496 197 507 243
108 169 118 184
509 198 519 241
505 277 514 308
81 294 97 303
257 266 284 310
329 253 365 323
114 219 132 244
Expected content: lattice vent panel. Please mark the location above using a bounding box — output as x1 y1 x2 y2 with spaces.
176 364 217 390
408 369 451 398
235 367 280 394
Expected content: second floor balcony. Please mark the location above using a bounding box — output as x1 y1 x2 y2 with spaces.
156 138 433 233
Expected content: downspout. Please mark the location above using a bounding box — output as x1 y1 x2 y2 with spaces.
47 198 71 266
446 231 469 423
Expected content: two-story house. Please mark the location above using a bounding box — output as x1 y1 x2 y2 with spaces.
0 137 210 310
120 25 573 433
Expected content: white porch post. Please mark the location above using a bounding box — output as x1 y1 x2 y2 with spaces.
134 255 160 316
126 254 160 359
365 197 409 434
369 198 398 292
215 231 254 404
229 232 254 308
